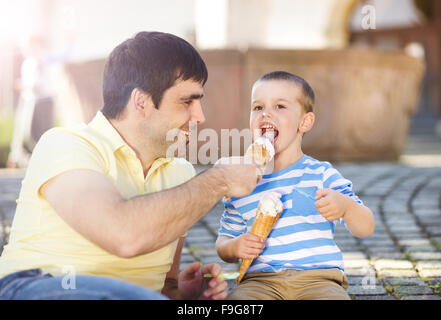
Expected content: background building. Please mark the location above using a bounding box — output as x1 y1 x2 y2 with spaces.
0 0 438 165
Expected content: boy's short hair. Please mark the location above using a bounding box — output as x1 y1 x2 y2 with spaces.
102 31 208 119
256 71 315 113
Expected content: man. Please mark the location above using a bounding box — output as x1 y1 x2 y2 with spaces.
0 31 260 300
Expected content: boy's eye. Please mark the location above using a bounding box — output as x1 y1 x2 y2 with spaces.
276 104 285 109
253 105 263 111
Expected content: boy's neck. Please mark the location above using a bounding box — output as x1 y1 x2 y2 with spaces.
273 148 304 172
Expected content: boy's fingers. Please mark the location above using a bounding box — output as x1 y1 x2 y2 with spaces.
315 188 330 200
244 233 264 243
241 250 261 259
314 198 329 209
247 233 262 240
315 189 325 200
319 209 340 221
245 247 263 256
322 213 337 221
317 206 332 215
246 240 265 249
319 209 330 217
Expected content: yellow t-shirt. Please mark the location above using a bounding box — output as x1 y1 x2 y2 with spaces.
0 111 195 291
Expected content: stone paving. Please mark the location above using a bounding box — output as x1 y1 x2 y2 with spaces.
0 138 441 300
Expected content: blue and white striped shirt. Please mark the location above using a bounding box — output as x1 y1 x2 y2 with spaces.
218 155 363 275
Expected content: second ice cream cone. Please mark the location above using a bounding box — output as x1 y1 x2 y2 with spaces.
236 192 284 284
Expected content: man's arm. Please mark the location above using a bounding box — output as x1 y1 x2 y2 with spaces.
41 161 259 258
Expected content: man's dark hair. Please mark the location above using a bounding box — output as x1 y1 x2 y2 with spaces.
101 31 208 119
257 71 315 113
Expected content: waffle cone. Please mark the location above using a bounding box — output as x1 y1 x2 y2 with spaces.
236 207 283 283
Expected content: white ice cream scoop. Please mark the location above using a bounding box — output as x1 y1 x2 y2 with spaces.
259 191 283 217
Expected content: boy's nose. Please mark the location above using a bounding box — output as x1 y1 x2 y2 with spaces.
261 109 274 119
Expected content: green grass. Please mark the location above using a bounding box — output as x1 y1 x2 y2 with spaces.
0 114 14 145
0 112 63 167
0 114 15 167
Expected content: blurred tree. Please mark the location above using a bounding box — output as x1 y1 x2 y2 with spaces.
413 0 441 21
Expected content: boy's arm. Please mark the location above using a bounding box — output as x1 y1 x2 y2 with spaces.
341 200 375 238
217 195 265 263
216 237 239 263
315 189 375 238
216 234 264 263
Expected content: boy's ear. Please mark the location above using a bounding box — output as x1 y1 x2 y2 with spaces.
299 112 315 133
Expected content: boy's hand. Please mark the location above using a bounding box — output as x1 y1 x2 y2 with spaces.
314 189 353 221
233 233 265 260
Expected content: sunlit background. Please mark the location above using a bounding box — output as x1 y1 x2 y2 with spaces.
0 0 440 167
0 0 441 300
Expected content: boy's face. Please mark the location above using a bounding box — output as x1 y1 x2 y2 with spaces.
250 79 313 155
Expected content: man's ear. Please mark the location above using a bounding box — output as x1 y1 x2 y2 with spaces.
299 112 315 134
131 88 155 117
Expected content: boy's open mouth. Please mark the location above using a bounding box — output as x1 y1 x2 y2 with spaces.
259 122 279 144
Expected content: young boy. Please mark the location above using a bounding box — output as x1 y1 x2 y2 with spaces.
216 71 375 300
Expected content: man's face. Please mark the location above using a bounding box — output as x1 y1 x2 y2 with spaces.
146 79 205 155
250 79 306 155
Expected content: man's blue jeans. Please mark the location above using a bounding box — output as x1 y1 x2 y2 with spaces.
0 269 168 300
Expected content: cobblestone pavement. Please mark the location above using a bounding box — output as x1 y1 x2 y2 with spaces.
184 162 441 300
0 139 440 300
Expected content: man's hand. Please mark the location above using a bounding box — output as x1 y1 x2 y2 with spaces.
178 262 228 300
314 188 353 221
214 156 262 198
232 233 265 260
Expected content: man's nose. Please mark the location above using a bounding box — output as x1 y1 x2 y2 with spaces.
191 101 206 125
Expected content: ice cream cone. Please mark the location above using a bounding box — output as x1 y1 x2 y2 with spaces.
224 136 275 202
245 141 271 166
236 192 284 284
244 135 274 167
